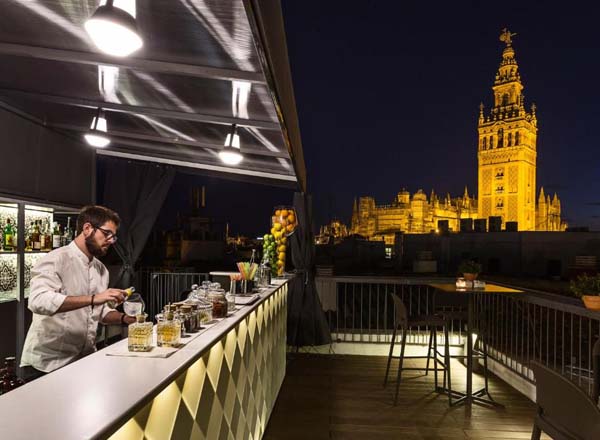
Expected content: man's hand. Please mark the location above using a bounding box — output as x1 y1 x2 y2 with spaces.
94 288 127 306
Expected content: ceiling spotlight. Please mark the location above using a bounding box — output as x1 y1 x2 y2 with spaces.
84 108 111 148
219 124 243 165
84 0 143 57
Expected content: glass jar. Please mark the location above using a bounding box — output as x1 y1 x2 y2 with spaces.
180 305 195 334
128 313 152 352
156 306 181 347
209 289 228 319
225 292 236 313
197 303 213 325
271 206 297 276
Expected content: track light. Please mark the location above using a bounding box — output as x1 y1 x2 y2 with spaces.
219 124 244 165
84 0 143 57
84 108 111 148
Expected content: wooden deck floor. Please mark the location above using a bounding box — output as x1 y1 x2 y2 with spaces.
264 354 550 440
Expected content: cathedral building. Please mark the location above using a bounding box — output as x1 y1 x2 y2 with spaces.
340 29 566 244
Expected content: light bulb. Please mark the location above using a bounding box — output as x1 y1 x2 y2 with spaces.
219 149 243 165
84 133 111 148
84 115 111 148
84 5 143 57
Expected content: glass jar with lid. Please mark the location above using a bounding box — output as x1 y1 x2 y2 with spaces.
209 289 228 318
128 313 153 352
157 305 181 347
197 303 213 325
225 292 236 313
180 305 195 334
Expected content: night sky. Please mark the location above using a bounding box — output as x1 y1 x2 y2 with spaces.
281 1 600 230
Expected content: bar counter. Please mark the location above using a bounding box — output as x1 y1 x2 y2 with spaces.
0 280 289 440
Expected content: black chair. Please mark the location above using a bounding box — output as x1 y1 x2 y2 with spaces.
383 293 450 405
531 361 600 440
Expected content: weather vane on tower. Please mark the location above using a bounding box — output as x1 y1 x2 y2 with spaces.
499 28 517 46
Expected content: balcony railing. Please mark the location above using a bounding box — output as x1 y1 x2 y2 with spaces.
139 270 209 318
316 276 600 399
316 276 465 345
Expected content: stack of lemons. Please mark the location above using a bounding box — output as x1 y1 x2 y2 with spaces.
270 208 297 276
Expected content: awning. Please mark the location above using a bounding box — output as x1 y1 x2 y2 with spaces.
0 0 306 190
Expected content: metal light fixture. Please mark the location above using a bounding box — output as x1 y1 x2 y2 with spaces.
84 108 111 148
84 0 143 57
219 124 243 165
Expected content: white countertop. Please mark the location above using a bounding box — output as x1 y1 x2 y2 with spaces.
0 280 288 440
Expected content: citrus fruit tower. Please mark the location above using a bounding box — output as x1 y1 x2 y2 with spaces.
262 208 297 276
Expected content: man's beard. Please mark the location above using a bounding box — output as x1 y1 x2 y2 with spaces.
85 234 108 257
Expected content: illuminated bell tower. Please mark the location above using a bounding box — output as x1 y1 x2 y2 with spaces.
477 29 537 230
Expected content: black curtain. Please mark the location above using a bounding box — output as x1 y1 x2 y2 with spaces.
102 160 175 288
287 192 331 347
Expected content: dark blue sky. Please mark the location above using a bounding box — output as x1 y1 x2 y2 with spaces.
282 1 600 230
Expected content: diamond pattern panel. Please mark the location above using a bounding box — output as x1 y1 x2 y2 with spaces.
108 283 288 440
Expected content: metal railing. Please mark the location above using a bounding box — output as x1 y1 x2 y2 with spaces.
145 271 209 318
476 288 600 397
317 276 466 345
317 276 600 398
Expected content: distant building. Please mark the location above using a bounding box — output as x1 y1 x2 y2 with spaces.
316 218 350 244
335 29 566 243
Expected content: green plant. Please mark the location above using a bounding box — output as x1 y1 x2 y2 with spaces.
569 274 600 298
458 260 482 275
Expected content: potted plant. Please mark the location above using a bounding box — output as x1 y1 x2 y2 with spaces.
570 274 600 311
458 260 482 281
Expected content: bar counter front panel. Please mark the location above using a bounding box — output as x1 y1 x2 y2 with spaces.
0 281 288 440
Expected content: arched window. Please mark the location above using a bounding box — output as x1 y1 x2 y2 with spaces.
515 131 520 145
508 132 513 146
482 137 487 149
502 94 509 106
497 129 504 148
490 136 494 148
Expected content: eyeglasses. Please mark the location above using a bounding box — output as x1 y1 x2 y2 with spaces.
94 226 118 242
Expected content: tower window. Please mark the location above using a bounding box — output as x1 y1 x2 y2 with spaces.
515 131 520 145
497 129 504 148
502 94 509 106
482 137 487 149
490 135 494 148
508 132 513 146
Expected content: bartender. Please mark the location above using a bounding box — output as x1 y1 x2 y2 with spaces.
21 205 136 380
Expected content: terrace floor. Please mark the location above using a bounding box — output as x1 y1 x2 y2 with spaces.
264 353 550 440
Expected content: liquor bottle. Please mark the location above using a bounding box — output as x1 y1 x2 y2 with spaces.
63 217 74 245
107 286 136 309
3 219 14 252
43 220 52 251
156 305 181 347
127 313 153 352
52 222 61 249
32 220 41 251
25 221 34 251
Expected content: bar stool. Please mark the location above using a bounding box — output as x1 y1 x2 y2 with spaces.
383 293 450 405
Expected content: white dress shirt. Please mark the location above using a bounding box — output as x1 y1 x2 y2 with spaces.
21 241 112 372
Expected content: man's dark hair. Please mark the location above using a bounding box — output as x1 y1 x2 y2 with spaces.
76 205 121 235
